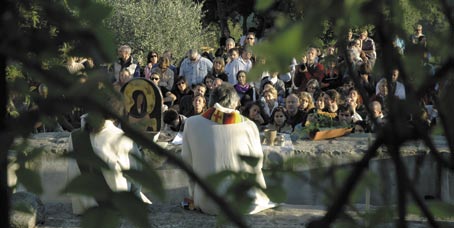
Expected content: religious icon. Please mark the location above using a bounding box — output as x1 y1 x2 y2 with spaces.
121 78 162 133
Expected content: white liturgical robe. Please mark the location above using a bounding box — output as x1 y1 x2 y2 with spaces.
182 103 275 215
68 116 151 214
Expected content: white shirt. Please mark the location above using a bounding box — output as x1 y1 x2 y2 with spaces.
225 57 253 84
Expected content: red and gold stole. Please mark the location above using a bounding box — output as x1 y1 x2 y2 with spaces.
201 107 244 124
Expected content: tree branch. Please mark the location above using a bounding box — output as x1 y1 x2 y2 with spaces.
307 135 384 227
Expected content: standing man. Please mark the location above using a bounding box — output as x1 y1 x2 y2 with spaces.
182 84 275 215
113 45 141 82
179 49 213 88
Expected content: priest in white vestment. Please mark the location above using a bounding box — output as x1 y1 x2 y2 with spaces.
182 84 275 215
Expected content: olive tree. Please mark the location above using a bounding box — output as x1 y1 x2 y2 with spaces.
99 0 217 63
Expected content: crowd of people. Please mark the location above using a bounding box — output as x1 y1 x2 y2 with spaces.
124 25 436 137
6 23 439 137
101 24 438 214
7 23 443 215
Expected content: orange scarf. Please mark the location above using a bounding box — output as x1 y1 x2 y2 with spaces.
201 107 245 124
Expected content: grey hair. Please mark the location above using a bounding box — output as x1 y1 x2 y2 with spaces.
119 45 132 54
188 49 198 56
226 38 235 45
208 83 240 109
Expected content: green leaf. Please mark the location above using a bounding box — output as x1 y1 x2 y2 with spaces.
81 207 119 228
62 173 111 200
80 2 112 27
205 170 236 189
263 185 287 203
255 0 274 11
112 192 150 228
16 168 43 194
63 152 110 170
239 155 260 167
123 169 165 200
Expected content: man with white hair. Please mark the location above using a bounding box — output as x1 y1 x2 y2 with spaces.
182 84 275 215
179 49 213 88
113 45 141 82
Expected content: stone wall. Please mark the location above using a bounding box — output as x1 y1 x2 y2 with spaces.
9 132 453 205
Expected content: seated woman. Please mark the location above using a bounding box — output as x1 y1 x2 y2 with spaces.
113 69 133 92
171 76 193 111
203 75 216 101
143 50 159 78
149 72 177 107
212 57 229 82
184 94 207 117
305 79 321 102
151 56 174 91
345 88 367 122
266 106 293 134
259 72 286 105
310 91 337 121
297 91 315 127
314 91 328 112
234 71 258 107
241 101 269 131
260 87 279 117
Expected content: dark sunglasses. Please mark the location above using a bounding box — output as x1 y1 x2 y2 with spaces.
151 77 159 81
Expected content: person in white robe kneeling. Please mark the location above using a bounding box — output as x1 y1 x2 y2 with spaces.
182 83 276 215
67 95 151 215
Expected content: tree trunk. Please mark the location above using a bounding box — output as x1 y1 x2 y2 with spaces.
0 39 10 228
242 13 248 35
216 0 229 35
1 1 13 226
